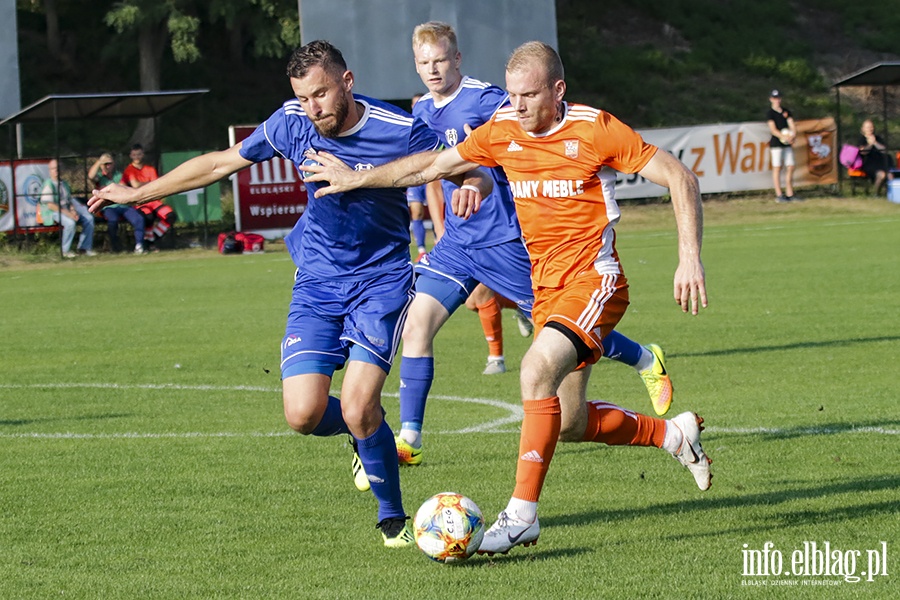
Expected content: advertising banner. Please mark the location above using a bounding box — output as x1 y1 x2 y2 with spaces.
229 125 308 237
617 118 837 199
160 151 222 223
0 160 49 232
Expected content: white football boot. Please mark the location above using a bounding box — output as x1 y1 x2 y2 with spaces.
477 510 540 555
669 412 712 491
482 357 506 375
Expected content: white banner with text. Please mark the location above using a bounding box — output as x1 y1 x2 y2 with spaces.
616 118 837 199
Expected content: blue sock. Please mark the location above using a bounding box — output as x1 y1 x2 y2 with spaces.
602 330 643 366
357 419 405 521
411 219 426 249
310 396 350 436
399 356 434 432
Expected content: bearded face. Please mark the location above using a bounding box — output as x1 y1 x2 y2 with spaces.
310 90 350 138
291 66 354 139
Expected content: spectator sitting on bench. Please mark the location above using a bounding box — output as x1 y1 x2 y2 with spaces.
40 159 96 258
857 119 892 196
89 153 146 254
122 143 167 252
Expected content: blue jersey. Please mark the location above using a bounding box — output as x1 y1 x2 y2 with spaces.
240 94 441 280
414 77 521 248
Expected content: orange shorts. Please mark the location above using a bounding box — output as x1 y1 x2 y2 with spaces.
532 271 629 367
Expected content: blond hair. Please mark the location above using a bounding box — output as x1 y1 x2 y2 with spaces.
506 41 564 86
412 21 458 55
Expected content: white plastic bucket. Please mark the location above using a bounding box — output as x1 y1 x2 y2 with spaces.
888 178 900 204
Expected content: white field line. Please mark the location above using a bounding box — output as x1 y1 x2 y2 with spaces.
0 383 896 438
0 382 523 436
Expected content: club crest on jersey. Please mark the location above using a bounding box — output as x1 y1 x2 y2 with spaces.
445 128 459 146
354 163 374 171
564 140 579 158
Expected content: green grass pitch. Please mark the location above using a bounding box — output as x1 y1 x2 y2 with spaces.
1 197 898 599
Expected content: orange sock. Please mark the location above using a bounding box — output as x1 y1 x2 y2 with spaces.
497 295 517 310
512 397 562 502
582 400 665 447
476 296 503 356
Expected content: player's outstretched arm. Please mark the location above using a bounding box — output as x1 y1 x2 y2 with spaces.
302 149 439 195
303 147 488 217
638 149 708 315
87 144 253 214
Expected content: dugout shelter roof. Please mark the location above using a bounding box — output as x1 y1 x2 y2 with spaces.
832 62 900 88
0 89 209 126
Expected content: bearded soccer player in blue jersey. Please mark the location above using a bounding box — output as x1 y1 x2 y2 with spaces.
391 22 676 469
89 40 488 549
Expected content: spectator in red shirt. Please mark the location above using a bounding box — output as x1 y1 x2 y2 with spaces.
120 144 178 251
121 144 159 188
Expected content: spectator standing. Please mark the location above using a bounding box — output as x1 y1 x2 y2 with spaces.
766 89 796 202
40 159 95 257
88 153 145 253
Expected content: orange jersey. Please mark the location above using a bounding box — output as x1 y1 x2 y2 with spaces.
457 103 657 288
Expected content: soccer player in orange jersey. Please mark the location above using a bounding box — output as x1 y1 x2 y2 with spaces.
303 41 711 555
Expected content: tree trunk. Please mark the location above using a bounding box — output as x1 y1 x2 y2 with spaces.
44 0 61 58
228 20 244 65
130 21 169 153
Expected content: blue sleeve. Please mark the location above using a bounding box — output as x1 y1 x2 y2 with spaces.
239 107 288 163
479 86 509 123
408 116 442 154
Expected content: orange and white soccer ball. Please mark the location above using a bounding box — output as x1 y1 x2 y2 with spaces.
413 492 485 563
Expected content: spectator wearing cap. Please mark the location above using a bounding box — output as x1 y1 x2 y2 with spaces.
88 153 146 253
766 89 797 202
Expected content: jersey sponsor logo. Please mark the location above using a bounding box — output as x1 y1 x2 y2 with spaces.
445 128 459 146
510 179 585 199
520 450 544 463
564 139 579 158
354 163 374 171
507 140 523 152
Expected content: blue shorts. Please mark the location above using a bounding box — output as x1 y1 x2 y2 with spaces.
281 264 415 378
406 184 426 205
415 237 534 316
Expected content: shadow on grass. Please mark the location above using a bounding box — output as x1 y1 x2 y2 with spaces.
542 474 900 531
707 418 900 441
0 413 133 427
657 500 900 541
673 334 900 359
473 546 594 565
